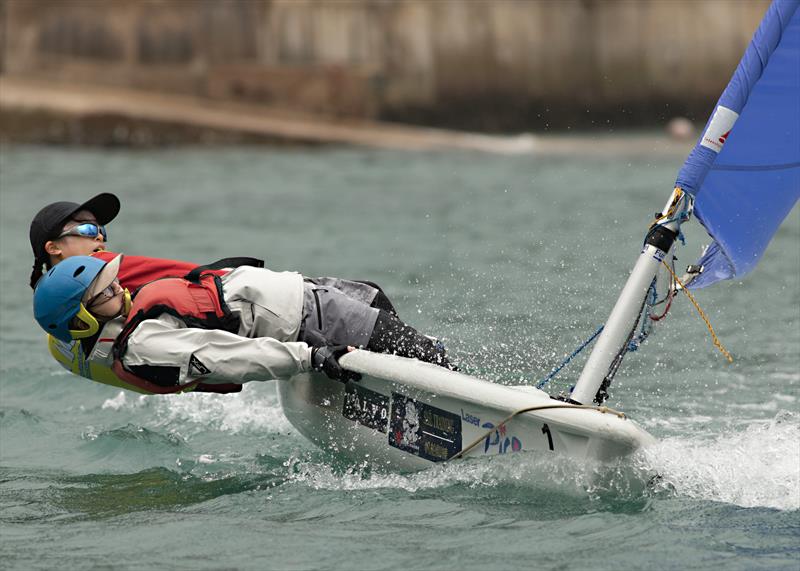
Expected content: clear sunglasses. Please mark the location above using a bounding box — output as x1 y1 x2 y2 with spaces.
84 280 120 311
58 222 108 241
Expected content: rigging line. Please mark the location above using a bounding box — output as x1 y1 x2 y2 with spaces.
661 260 734 362
649 291 674 321
629 288 653 351
650 256 677 321
595 288 651 404
535 324 605 389
448 403 626 461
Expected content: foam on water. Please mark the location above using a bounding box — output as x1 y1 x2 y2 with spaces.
285 430 797 514
641 410 800 511
284 449 652 507
278 411 800 513
98 390 799 512
100 384 293 436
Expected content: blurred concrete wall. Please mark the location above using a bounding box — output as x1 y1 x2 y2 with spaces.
1 0 770 131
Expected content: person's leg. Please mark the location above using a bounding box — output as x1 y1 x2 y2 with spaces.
305 277 398 316
352 280 398 316
298 284 455 370
366 310 455 370
298 283 379 348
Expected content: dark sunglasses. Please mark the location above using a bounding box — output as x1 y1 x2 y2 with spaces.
58 222 108 241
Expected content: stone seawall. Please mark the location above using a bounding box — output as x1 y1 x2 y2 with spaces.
1 0 770 131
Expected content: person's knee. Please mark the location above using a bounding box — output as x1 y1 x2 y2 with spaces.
355 280 381 291
356 281 398 316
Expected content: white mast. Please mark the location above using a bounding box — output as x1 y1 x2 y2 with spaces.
570 188 692 405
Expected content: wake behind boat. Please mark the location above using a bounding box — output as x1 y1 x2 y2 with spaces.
280 0 799 471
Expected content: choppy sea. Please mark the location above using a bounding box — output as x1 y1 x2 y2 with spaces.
1 143 798 570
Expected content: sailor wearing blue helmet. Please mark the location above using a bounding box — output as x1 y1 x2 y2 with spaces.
33 255 129 344
33 255 455 394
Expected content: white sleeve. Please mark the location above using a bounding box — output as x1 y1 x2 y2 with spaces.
123 315 313 384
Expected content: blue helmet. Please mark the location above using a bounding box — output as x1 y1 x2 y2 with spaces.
33 256 107 343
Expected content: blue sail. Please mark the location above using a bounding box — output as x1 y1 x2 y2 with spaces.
675 0 800 289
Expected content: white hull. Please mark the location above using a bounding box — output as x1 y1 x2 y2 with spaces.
278 350 655 471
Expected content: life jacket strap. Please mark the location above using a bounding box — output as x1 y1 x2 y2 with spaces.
185 257 264 283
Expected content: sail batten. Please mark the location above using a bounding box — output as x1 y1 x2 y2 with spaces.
675 0 800 289
710 162 800 172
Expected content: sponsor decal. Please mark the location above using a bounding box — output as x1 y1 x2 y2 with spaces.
481 421 523 455
342 383 389 432
461 409 480 427
188 354 211 376
389 393 462 462
700 105 738 153
652 248 667 262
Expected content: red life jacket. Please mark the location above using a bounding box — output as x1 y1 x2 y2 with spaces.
112 272 243 395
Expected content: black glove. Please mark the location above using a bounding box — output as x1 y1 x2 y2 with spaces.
310 345 361 383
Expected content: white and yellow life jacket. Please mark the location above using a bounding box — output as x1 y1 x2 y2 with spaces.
46 318 154 393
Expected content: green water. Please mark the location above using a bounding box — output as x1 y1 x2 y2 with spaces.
1 145 798 570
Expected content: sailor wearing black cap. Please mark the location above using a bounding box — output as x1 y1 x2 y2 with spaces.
29 193 456 393
29 192 120 289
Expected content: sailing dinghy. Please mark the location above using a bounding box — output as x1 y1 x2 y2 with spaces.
280 0 799 471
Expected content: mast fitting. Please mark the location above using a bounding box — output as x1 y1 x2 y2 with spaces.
645 225 678 254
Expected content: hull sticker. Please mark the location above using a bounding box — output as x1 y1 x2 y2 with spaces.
481 421 523 455
461 409 480 427
389 393 462 462
342 383 389 433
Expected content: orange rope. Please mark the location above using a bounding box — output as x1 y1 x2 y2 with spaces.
661 260 734 363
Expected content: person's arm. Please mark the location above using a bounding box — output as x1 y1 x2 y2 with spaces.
123 315 313 385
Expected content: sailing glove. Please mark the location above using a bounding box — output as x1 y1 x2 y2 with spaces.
311 345 361 383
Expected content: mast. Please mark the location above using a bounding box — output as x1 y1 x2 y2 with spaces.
570 188 691 405
570 0 798 405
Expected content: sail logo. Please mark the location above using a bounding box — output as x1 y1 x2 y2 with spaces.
701 106 738 153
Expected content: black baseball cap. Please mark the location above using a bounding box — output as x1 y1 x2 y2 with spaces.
29 193 121 261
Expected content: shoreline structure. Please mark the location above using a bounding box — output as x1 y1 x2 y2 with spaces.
0 76 692 155
1 0 768 139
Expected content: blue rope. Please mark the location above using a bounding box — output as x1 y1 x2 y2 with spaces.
536 325 605 389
